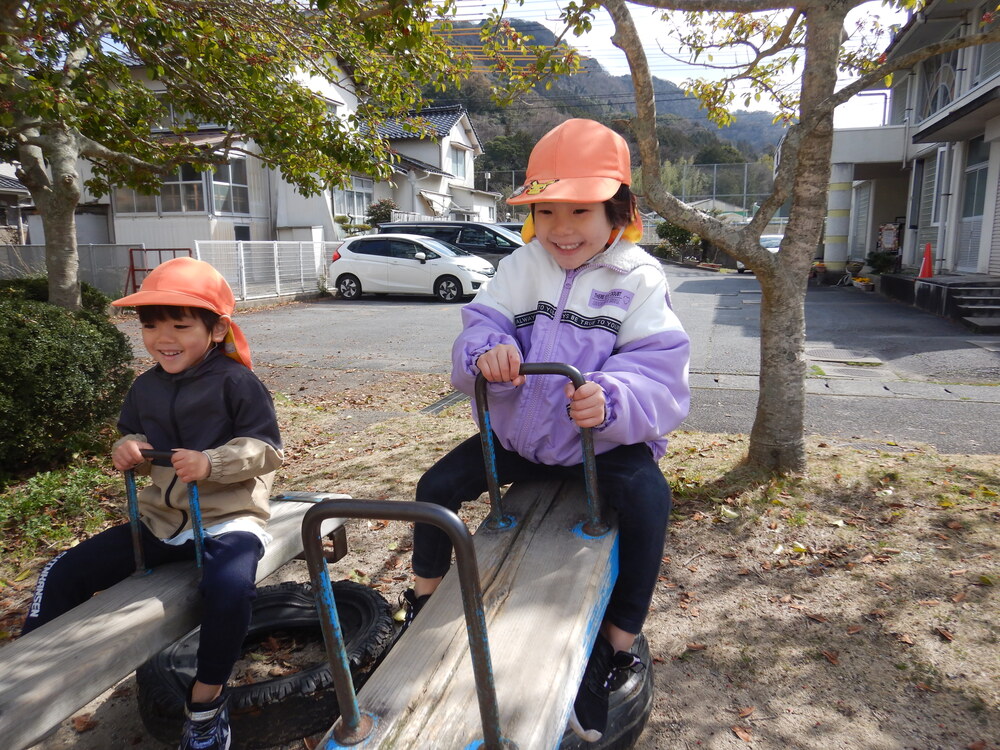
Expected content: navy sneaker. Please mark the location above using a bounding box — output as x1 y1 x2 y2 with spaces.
179 691 231 750
568 633 645 742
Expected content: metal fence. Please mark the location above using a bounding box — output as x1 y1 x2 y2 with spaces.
2 240 335 301
0 244 142 298
196 241 338 301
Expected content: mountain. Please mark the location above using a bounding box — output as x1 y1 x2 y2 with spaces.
429 19 786 168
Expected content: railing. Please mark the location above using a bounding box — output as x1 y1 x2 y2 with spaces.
195 240 341 301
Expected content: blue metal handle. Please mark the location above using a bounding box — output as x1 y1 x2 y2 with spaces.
475 362 608 536
140 449 205 569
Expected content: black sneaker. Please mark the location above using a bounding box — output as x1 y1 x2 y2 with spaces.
568 633 645 742
399 588 431 634
179 692 231 750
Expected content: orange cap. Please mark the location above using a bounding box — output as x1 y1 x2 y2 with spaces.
508 119 631 205
112 256 253 369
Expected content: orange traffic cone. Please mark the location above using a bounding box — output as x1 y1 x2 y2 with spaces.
918 243 933 278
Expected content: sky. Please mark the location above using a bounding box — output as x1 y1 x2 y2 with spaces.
449 0 910 128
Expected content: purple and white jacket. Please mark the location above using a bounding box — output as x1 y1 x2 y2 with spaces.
452 237 691 466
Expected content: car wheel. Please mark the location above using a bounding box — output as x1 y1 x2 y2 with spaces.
737 268 746 274
559 633 654 749
136 581 394 750
434 275 462 302
337 274 362 300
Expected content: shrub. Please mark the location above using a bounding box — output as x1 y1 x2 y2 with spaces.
0 278 134 477
656 221 694 248
365 198 398 227
865 250 897 275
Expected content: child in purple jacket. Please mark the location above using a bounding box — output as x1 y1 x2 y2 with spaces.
403 119 691 742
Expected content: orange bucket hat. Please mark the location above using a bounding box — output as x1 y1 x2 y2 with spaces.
112 256 253 369
508 118 642 243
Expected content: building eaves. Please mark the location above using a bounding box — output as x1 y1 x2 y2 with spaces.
0 175 29 194
375 105 468 141
391 152 453 177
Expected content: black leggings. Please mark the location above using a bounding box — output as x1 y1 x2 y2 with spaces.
412 435 671 635
22 522 263 686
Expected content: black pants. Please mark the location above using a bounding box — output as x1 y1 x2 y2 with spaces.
22 522 263 686
412 435 671 635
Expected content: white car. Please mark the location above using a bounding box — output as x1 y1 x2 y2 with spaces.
328 234 495 302
737 234 782 273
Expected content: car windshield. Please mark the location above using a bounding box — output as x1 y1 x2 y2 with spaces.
491 225 523 244
760 235 783 249
421 238 472 257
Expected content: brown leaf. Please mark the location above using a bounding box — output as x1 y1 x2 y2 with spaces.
303 736 320 750
952 591 968 603
876 581 894 591
945 520 963 529
822 650 839 665
685 643 707 651
915 682 938 692
846 625 863 635
950 568 969 576
967 742 987 750
72 714 98 734
738 568 751 576
918 600 941 606
897 633 914 645
806 612 828 623
732 725 753 742
934 627 955 641
738 706 756 718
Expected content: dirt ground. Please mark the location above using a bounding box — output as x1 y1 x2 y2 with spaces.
13 360 1000 750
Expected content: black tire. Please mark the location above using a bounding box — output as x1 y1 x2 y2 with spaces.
559 633 654 750
337 274 362 300
434 275 463 302
737 268 746 274
136 580 394 750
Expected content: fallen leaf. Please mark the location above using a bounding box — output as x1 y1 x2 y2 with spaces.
934 627 955 641
979 575 995 586
918 600 940 606
967 742 987 750
876 581 894 591
946 520 964 530
950 568 969 576
806 612 829 623
738 568 751 575
823 650 839 665
846 625 863 635
738 706 756 718
72 714 98 733
732 725 753 742
915 682 938 692
952 591 967 603
686 643 707 651
897 633 914 645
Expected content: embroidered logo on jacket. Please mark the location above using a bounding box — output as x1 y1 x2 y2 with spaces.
589 288 634 310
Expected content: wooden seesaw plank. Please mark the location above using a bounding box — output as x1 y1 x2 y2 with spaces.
320 479 618 749
0 493 350 750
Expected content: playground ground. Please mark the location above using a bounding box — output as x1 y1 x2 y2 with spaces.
14 363 1000 750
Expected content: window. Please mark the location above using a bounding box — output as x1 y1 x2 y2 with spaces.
350 238 390 256
450 147 467 179
962 136 990 219
213 159 250 214
234 225 251 241
161 164 205 213
332 177 374 224
113 186 157 214
389 240 424 260
918 41 960 121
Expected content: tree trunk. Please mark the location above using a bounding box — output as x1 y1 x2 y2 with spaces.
19 125 83 311
747 7 845 472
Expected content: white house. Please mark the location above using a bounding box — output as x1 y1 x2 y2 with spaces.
828 0 1000 328
21 70 496 251
372 105 499 223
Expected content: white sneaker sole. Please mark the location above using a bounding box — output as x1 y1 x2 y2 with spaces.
568 708 603 743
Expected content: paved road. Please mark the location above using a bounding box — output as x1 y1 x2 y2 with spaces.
213 265 1000 455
